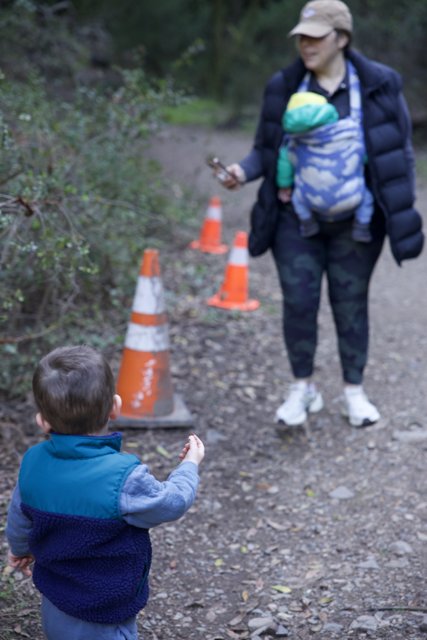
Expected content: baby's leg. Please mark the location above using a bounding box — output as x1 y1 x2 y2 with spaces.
292 190 320 237
352 188 374 243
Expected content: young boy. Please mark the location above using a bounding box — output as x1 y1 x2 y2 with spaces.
5 344 204 640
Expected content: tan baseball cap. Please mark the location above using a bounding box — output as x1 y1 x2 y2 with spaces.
289 0 353 38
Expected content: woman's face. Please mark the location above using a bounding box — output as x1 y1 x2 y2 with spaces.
296 31 348 75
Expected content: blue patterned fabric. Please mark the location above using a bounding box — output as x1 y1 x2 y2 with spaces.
18 433 152 625
287 61 373 221
277 95 339 191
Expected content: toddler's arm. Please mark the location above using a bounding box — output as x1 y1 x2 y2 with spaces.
121 434 205 529
277 144 295 190
5 484 34 576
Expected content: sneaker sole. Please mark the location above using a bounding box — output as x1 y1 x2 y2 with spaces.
341 408 380 428
275 410 307 427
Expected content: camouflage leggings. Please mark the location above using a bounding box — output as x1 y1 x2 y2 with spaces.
272 205 385 384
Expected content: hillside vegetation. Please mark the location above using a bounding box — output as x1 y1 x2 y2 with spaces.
0 3 198 397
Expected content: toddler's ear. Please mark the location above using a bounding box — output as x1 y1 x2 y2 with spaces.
36 412 52 434
110 394 122 420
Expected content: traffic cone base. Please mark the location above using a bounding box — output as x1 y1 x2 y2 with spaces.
207 293 260 311
189 238 228 254
114 393 193 429
116 249 193 428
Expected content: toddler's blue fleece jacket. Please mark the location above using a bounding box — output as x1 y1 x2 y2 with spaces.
6 432 199 625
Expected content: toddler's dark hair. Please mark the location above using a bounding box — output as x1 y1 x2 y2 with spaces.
32 345 115 435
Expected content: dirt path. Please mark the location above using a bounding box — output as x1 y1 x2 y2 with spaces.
146 125 427 639
1 125 426 640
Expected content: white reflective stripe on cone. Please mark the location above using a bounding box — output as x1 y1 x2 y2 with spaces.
132 276 166 314
207 205 221 220
124 322 170 352
228 246 248 266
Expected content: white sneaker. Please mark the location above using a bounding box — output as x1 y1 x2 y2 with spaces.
275 381 323 426
342 386 380 427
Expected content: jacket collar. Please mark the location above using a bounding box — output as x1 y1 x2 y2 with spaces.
347 49 393 94
47 431 122 459
285 58 307 93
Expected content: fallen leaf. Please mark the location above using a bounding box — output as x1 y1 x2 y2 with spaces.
242 590 249 602
271 585 292 594
125 441 140 448
214 558 224 567
13 627 31 638
156 445 172 459
257 482 272 491
243 386 256 400
228 614 244 627
266 519 287 532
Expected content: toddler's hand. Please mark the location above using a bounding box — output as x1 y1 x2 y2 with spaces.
7 550 34 577
179 434 205 465
278 187 292 203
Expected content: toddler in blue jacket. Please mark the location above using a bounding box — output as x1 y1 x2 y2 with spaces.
6 344 204 640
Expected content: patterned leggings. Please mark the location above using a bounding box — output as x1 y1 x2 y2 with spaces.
272 205 385 384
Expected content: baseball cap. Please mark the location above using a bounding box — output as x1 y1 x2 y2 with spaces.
289 0 353 38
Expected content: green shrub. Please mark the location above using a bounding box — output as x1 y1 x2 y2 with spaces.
0 66 194 398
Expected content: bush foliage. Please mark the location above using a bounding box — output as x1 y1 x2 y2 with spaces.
0 3 193 398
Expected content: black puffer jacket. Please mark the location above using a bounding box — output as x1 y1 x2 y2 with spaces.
247 49 424 264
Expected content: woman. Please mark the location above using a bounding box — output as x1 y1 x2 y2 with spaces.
220 0 423 428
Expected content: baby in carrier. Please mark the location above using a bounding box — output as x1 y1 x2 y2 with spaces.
277 89 373 242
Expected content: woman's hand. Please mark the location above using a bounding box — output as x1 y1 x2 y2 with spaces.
217 163 246 190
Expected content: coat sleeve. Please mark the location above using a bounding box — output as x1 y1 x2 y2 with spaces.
397 93 416 193
240 72 284 183
239 120 264 182
5 484 33 557
120 461 199 529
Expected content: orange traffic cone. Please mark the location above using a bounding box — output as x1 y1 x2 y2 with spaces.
189 196 228 254
115 249 194 428
207 231 260 311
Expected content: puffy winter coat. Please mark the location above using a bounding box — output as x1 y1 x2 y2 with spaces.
247 49 424 264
